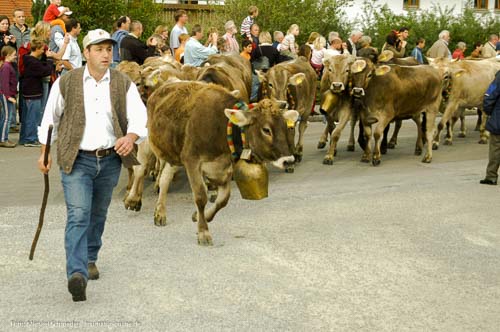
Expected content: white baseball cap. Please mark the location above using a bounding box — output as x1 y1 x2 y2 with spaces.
83 29 116 49
58 6 72 16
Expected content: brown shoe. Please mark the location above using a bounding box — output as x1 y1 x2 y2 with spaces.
88 262 99 280
0 140 16 148
68 272 87 302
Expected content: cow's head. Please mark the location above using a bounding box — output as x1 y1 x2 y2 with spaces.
224 99 298 169
350 58 390 98
116 60 143 95
257 67 305 108
322 54 356 94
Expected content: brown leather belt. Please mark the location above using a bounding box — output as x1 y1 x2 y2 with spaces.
79 147 115 158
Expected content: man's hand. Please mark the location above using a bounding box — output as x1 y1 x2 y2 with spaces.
38 145 52 174
114 133 138 156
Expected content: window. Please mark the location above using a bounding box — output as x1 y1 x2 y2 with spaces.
403 0 419 8
474 0 488 9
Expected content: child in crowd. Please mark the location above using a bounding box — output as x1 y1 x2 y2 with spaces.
452 42 466 60
411 38 425 64
310 36 326 77
43 0 71 22
240 39 253 61
175 33 189 63
20 38 53 147
0 46 18 147
470 42 482 58
240 5 259 40
280 24 300 58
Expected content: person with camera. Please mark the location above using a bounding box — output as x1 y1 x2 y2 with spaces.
183 24 218 67
119 20 157 65
0 16 17 50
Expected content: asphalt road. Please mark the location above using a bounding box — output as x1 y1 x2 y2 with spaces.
1 116 499 331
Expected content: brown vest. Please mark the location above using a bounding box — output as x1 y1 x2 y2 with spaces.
57 67 139 174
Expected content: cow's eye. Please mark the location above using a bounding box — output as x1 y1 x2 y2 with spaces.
262 127 272 136
268 83 273 89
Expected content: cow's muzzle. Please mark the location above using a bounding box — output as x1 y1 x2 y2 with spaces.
352 87 365 97
272 155 295 169
330 82 345 93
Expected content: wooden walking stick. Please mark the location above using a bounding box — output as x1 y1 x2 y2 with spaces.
29 124 53 260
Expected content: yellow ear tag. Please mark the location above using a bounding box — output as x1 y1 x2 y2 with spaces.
295 76 304 85
152 75 159 85
356 64 363 72
455 72 463 77
230 114 239 124
375 67 388 76
287 119 295 128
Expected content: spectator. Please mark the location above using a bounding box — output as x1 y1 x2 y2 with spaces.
48 11 72 53
175 33 189 63
280 24 300 58
452 42 466 60
327 31 340 46
223 20 239 54
398 26 409 56
240 39 252 61
240 5 259 40
272 31 284 50
20 38 53 147
43 0 71 23
251 31 280 68
357 35 378 63
324 36 346 58
150 33 169 56
306 32 320 49
427 30 451 59
0 16 17 50
169 10 188 54
111 16 131 66
61 18 82 74
469 41 482 58
346 30 363 56
480 70 500 185
120 21 157 65
0 45 18 147
482 34 498 58
9 8 30 49
411 38 426 64
249 23 260 50
184 24 217 67
310 36 327 75
154 24 169 42
383 30 406 58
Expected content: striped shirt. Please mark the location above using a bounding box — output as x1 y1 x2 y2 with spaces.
240 16 254 39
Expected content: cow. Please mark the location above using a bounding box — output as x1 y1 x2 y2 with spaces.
257 57 317 167
148 81 298 245
202 53 253 98
350 59 443 165
317 54 357 164
428 57 500 148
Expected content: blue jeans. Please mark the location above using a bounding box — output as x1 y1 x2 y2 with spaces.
42 81 50 111
20 98 42 143
61 151 122 280
0 95 11 141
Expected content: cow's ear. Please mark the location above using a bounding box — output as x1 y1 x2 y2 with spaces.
289 73 306 86
145 69 162 87
283 110 299 128
230 90 241 98
224 109 251 127
427 57 435 64
255 70 267 83
351 60 366 73
378 50 393 63
375 65 391 76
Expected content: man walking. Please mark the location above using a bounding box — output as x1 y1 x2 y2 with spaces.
37 29 148 302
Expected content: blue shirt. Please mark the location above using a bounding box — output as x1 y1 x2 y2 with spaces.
111 29 129 63
183 37 218 67
411 46 424 64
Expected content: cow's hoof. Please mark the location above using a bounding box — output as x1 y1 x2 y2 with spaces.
153 213 167 227
192 211 198 222
478 139 488 145
372 159 381 166
422 156 432 163
124 199 142 212
208 190 218 203
347 145 355 152
197 231 213 246
285 165 295 173
432 142 439 150
317 141 326 149
361 157 370 163
323 157 334 165
457 132 466 138
388 142 396 149
294 154 303 163
414 148 422 156
381 148 387 155
443 140 452 146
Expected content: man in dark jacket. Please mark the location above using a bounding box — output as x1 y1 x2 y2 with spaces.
120 20 157 65
480 70 500 185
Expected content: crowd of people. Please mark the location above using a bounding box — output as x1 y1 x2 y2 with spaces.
1 3 500 149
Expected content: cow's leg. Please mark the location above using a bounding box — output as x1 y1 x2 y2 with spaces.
380 124 390 155
433 100 457 150
475 108 482 131
153 163 178 227
358 118 367 151
195 161 232 222
317 116 334 149
479 109 489 144
347 112 358 151
294 119 308 162
124 142 152 211
423 111 437 163
413 114 424 156
361 122 372 163
184 163 212 246
372 117 391 166
125 168 133 194
388 119 402 149
154 159 166 194
323 107 350 165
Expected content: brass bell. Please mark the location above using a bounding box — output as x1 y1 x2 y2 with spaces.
233 159 269 200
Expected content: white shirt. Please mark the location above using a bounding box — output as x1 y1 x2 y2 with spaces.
62 35 82 70
38 66 148 150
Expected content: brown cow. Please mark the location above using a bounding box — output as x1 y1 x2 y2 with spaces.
257 56 317 166
350 59 442 165
428 57 500 147
148 81 298 245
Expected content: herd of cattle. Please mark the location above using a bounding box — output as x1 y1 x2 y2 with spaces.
115 51 500 245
